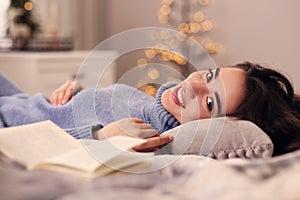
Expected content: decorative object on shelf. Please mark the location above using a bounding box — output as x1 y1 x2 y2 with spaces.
6 0 73 51
22 37 73 51
8 0 40 50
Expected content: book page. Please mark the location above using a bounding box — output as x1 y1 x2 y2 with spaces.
79 137 150 163
36 137 153 173
0 121 80 169
103 150 154 174
35 136 154 180
0 121 154 179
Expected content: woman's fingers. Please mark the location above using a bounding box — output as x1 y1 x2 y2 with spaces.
138 129 159 139
50 80 74 105
59 80 74 105
132 135 173 152
130 118 145 123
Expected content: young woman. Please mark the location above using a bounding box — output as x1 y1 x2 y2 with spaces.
0 61 299 155
50 61 300 156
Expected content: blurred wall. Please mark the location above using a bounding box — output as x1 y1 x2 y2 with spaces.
32 0 300 90
32 0 106 49
105 0 300 90
105 0 162 35
203 0 300 91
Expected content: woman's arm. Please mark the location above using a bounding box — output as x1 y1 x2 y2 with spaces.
50 80 83 106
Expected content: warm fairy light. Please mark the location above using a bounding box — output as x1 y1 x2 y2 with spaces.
205 42 217 54
189 22 201 33
156 0 222 55
166 52 174 61
162 0 174 6
175 55 187 65
149 47 187 65
158 15 169 24
198 0 211 6
148 68 160 80
194 11 205 22
137 58 148 67
24 1 33 11
161 51 170 61
179 23 190 34
140 0 222 97
168 38 179 49
145 49 157 59
159 30 170 40
215 43 224 53
200 20 213 32
148 30 159 40
138 84 157 97
160 5 171 15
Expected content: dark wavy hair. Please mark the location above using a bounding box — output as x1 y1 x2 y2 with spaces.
231 62 300 156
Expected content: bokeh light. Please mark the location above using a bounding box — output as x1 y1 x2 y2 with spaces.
24 1 33 11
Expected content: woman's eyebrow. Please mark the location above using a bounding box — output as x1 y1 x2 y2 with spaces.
213 68 221 115
214 91 222 115
214 67 220 79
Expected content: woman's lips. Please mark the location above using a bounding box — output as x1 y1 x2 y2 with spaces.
171 86 185 108
172 89 180 106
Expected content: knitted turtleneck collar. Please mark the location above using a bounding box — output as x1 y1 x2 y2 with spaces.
142 82 180 134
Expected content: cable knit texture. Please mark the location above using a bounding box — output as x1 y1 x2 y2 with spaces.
142 82 180 134
0 73 180 138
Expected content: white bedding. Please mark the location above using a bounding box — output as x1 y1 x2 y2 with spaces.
1 149 300 200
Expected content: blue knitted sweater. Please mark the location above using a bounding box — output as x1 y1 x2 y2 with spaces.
0 73 179 139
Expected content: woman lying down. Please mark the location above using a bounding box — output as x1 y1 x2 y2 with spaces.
0 61 299 155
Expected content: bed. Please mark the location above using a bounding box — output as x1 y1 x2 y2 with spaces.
0 117 299 200
1 150 300 200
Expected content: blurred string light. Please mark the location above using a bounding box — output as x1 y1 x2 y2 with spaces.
137 0 223 95
24 1 33 11
157 0 223 55
8 0 41 40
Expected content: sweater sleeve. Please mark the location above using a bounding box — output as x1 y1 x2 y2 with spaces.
64 123 103 139
0 72 23 96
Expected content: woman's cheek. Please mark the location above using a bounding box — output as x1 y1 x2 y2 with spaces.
180 104 201 123
162 90 181 120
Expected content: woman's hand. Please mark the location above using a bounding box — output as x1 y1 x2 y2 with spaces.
95 118 159 139
132 135 173 152
93 118 173 152
50 80 83 106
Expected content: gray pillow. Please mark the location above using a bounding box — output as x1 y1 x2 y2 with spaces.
158 117 274 159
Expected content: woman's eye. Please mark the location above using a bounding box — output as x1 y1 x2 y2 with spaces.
206 69 213 82
207 96 214 112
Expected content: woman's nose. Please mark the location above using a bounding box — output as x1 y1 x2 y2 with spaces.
188 71 205 82
186 72 209 97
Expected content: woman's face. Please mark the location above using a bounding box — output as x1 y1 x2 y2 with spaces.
161 67 246 123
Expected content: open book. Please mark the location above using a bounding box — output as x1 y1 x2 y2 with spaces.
0 121 154 180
